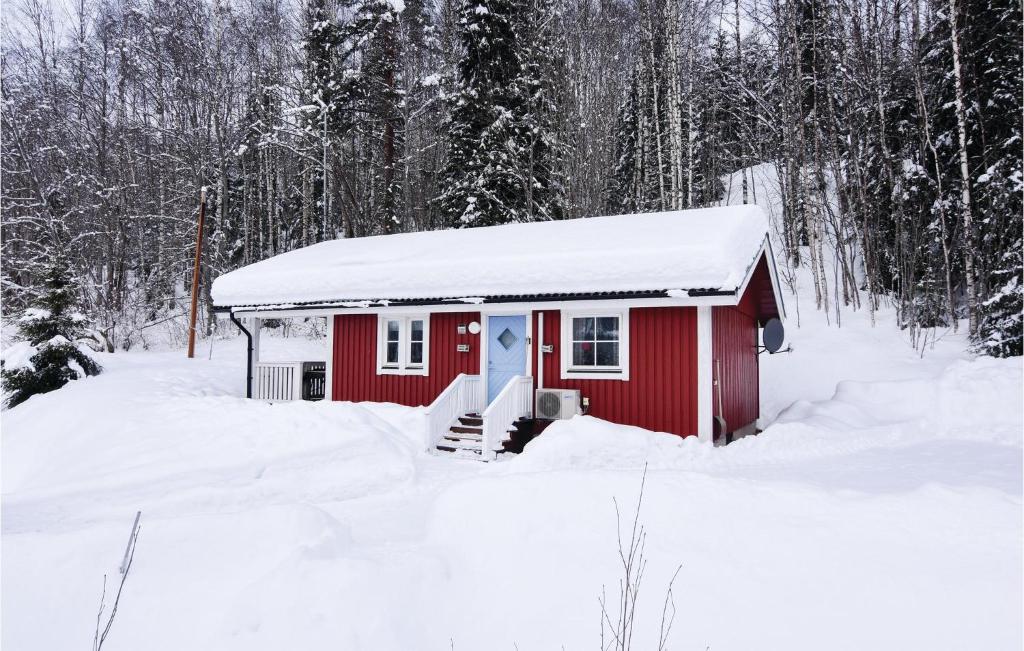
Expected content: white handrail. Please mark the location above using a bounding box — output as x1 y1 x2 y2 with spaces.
424 374 483 450
481 375 533 461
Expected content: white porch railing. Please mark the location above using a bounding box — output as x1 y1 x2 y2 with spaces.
481 375 533 461
424 374 483 450
254 361 303 401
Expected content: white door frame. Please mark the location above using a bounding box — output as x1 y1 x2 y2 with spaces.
481 311 533 406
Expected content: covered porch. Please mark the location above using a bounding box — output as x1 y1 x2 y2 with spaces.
225 314 331 402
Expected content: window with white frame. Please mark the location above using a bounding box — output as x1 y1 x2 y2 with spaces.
377 315 429 375
560 310 629 380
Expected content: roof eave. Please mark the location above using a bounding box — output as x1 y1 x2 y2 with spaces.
216 287 742 315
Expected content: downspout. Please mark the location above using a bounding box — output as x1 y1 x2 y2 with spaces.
229 311 253 398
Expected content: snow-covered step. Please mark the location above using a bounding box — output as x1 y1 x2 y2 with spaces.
433 412 518 459
437 438 483 452
444 432 482 442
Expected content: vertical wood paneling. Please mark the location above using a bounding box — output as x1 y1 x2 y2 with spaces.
534 307 699 438
329 301 761 438
332 312 481 406
712 282 760 432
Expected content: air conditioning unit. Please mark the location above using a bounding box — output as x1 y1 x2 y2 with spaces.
535 388 582 420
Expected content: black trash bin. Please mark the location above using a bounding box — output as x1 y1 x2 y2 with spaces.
301 362 326 401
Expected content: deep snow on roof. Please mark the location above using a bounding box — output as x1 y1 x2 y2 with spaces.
211 205 770 308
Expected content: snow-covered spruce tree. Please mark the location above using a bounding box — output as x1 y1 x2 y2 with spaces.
301 0 345 242
515 0 565 221
436 0 525 227
2 251 101 408
345 0 405 234
922 0 1022 352
398 0 445 230
975 246 1023 358
435 0 563 227
606 72 643 214
607 59 663 214
962 0 1022 356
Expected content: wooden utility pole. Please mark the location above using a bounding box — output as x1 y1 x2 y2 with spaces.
187 187 207 358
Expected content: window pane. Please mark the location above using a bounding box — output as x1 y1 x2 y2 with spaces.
410 319 424 342
572 317 595 341
596 317 619 341
596 342 619 366
409 342 423 365
386 341 399 364
573 341 594 366
386 320 400 341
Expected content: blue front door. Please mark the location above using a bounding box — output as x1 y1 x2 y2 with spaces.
487 315 528 404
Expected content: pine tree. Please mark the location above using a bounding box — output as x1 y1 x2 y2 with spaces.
345 0 405 234
2 250 101 408
923 0 1022 354
965 0 1022 355
436 0 563 227
436 0 525 227
607 58 665 213
975 245 1023 357
514 0 565 221
607 73 643 213
301 0 344 241
398 0 444 230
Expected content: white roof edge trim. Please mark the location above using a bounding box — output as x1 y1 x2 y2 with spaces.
763 238 787 320
227 294 747 319
733 236 787 322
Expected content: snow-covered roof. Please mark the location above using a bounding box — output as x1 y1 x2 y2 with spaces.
211 205 772 309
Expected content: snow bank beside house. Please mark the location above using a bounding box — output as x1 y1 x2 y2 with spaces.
1 347 420 506
505 415 710 471
511 356 1022 473
777 356 1022 444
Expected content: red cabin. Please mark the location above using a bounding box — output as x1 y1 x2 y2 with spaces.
212 206 785 459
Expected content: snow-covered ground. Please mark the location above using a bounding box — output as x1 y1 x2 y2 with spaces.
3 295 1021 650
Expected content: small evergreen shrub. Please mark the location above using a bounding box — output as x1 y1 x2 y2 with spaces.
1 253 101 408
974 244 1023 358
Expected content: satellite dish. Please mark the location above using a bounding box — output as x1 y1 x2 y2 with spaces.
763 318 785 353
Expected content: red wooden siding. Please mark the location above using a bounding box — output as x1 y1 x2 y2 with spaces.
712 281 760 431
747 255 781 323
331 311 481 405
533 307 699 437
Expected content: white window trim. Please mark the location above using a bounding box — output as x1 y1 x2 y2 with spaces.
560 309 630 381
376 315 430 376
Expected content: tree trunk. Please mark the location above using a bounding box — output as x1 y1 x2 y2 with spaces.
948 0 978 334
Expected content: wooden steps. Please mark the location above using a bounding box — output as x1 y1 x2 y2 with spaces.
500 417 550 453
434 412 551 459
434 413 511 458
